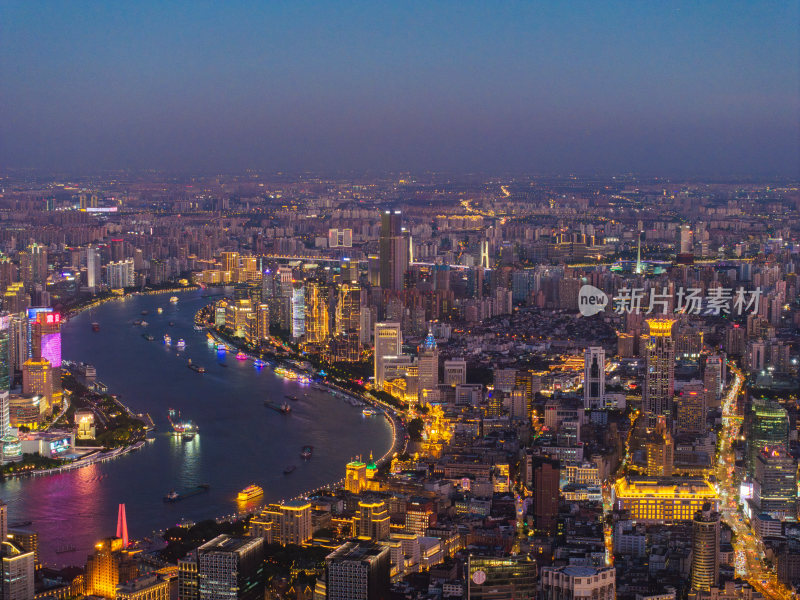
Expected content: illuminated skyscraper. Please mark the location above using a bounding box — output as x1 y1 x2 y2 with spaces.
643 319 675 428
746 398 789 476
325 541 390 600
106 259 135 288
379 211 408 291
197 535 265 600
221 252 240 273
583 346 605 409
85 246 101 291
85 537 139 599
753 446 797 517
690 503 720 592
345 460 367 494
467 555 538 600
19 242 47 288
417 330 439 404
335 284 361 336
22 358 53 417
291 285 305 339
373 322 402 390
0 315 10 392
0 541 35 600
303 280 331 346
354 499 390 541
645 416 674 476
32 312 61 368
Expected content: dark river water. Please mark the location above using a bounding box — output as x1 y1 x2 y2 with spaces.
0 289 391 566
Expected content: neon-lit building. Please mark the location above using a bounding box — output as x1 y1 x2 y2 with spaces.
643 319 675 429
612 476 717 523
345 460 367 494
33 311 61 367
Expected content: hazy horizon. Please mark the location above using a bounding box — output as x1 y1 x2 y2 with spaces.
2 1 798 177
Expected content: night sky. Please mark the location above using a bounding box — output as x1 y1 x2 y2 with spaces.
1 1 798 176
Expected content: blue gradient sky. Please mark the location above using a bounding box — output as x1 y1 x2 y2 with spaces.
1 1 798 176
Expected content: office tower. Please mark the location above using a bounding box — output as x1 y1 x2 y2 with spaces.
106 259 136 288
691 503 720 591
675 383 706 436
753 446 797 517
354 499 390 541
373 323 402 390
443 358 467 387
2 284 29 315
379 210 408 291
31 312 61 367
335 284 361 336
746 398 789 476
645 417 673 476
178 550 199 600
303 280 331 346
85 537 139 598
0 316 10 392
22 358 53 417
221 252 240 273
111 238 125 262
417 331 438 404
0 541 35 600
533 457 560 533
85 246 101 291
250 500 312 545
539 566 615 600
345 460 368 494
325 541 390 600
465 555 538 600
583 346 605 409
643 319 675 428
404 498 435 535
19 243 47 288
291 285 305 339
679 224 694 254
197 535 265 600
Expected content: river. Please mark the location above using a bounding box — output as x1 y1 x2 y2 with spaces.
0 289 392 566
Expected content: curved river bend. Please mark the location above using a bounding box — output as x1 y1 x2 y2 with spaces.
0 290 391 565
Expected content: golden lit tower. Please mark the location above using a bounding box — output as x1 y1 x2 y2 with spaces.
691 503 720 592
303 280 331 346
643 319 675 429
345 460 367 494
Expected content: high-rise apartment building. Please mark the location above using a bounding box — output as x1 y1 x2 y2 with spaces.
249 500 312 546
106 259 136 288
533 457 560 533
354 499 390 541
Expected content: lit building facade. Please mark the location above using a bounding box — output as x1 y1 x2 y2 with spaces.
325 541 390 600
373 322 402 390
465 555 538 600
612 476 718 523
583 346 605 409
691 503 720 592
643 319 675 428
539 565 615 600
197 535 265 600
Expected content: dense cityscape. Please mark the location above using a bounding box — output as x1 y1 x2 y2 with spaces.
0 172 797 600
2 2 799 600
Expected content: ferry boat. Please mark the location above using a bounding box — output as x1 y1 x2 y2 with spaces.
217 343 227 352
157 307 163 314
188 363 206 373
140 320 149 327
164 334 172 345
142 333 155 341
176 339 186 350
91 322 100 332
283 465 296 475
164 484 210 503
237 484 264 501
264 400 291 414
235 352 247 360
254 359 265 368
301 445 313 460
181 431 195 441
169 296 179 304
362 408 378 417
